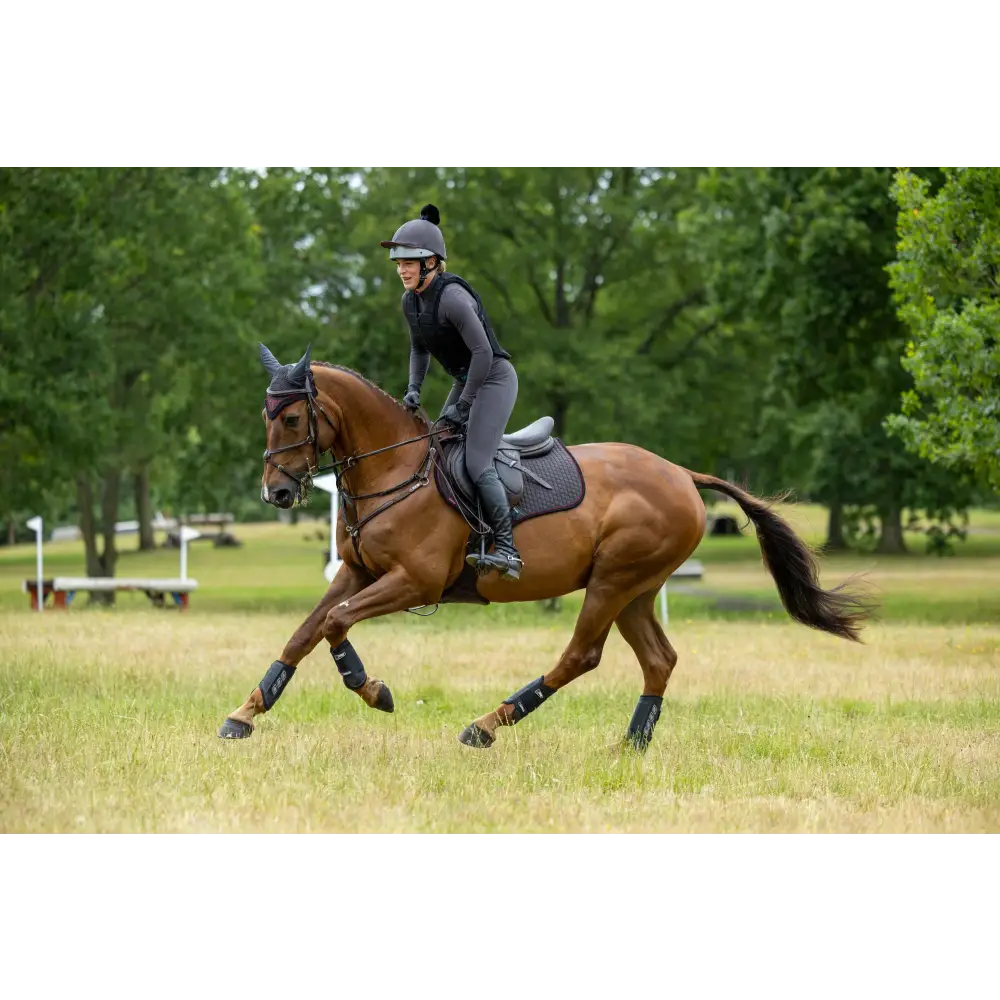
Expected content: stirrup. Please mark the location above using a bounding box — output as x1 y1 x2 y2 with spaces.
500 553 523 580
467 549 522 580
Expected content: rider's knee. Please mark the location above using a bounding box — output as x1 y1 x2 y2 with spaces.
466 456 489 482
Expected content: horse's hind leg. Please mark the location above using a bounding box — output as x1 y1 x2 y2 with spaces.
614 588 678 750
457 581 627 749
457 483 697 749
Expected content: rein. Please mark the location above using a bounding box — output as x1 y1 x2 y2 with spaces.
263 384 458 566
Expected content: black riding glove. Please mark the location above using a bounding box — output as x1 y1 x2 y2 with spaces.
439 398 471 429
402 386 422 411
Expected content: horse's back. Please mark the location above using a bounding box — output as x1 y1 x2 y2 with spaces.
573 439 705 545
569 441 704 506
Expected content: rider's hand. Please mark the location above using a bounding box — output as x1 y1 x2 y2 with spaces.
402 387 422 411
439 399 471 429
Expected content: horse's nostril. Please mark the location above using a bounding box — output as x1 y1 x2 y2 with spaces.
273 488 293 507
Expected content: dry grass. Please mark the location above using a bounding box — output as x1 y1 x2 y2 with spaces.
2 611 998 833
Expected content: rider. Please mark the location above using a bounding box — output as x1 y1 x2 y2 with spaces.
380 204 522 580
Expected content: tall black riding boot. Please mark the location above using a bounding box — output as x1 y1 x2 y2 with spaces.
466 467 523 580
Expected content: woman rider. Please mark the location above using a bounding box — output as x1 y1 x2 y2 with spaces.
380 204 522 580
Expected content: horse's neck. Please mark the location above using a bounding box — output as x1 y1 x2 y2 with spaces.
316 368 424 489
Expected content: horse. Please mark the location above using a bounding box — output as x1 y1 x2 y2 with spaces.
217 346 871 749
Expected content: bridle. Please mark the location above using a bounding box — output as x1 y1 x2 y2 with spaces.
262 373 332 487
263 376 457 564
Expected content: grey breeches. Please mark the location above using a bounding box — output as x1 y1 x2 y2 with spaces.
444 358 518 481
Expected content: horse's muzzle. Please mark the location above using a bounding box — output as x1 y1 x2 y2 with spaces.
270 487 295 509
261 480 299 508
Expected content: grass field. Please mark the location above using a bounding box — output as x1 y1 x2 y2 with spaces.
1 504 998 832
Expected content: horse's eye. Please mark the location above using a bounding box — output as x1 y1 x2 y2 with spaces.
285 415 300 429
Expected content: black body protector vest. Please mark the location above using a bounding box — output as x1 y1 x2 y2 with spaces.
403 273 511 381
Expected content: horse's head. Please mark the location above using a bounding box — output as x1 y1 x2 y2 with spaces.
259 343 333 509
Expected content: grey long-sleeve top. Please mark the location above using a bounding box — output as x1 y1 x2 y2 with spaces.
406 283 494 407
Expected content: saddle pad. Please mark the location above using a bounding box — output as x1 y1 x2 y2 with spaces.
435 438 586 526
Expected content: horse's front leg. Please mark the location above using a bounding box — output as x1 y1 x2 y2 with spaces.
217 562 370 739
321 566 430 712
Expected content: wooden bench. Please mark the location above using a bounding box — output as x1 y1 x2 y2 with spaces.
671 559 704 580
22 577 199 610
659 559 705 626
166 513 240 549
183 513 234 531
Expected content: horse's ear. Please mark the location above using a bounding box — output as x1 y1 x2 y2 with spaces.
259 344 284 377
289 343 312 386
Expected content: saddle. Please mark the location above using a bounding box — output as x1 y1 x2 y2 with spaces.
435 416 586 604
441 416 556 507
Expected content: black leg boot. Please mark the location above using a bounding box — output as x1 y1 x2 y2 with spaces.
466 468 523 579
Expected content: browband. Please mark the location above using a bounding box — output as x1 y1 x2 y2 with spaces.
265 392 309 419
264 371 317 419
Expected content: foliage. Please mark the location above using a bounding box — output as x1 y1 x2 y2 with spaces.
887 168 1000 491
0 168 264 581
686 167 975 552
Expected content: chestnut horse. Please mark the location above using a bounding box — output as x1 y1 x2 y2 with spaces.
218 350 870 749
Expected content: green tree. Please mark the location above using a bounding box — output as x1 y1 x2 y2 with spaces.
0 168 263 588
687 167 972 552
188 168 383 520
887 167 1000 491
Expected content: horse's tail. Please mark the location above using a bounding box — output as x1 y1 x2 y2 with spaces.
684 469 873 642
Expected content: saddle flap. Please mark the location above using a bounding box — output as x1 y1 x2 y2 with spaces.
435 437 585 532
444 439 523 508
494 449 525 496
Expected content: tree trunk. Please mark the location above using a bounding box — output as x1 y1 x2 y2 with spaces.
6 520 15 546
135 464 155 550
78 470 122 604
100 468 121 579
825 501 849 551
552 397 569 440
78 475 102 577
875 503 907 554
554 258 569 328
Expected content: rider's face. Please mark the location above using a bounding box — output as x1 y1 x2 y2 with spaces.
396 257 436 291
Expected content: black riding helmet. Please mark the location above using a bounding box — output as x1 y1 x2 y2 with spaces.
380 205 446 291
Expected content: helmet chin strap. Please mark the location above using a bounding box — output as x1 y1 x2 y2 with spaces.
415 256 436 292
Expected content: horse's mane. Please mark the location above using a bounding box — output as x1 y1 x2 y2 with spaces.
312 361 429 430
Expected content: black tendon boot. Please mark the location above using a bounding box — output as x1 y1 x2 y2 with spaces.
466 467 523 579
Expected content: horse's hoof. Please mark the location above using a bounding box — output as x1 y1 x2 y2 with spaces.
374 683 394 713
457 723 495 749
218 718 254 739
